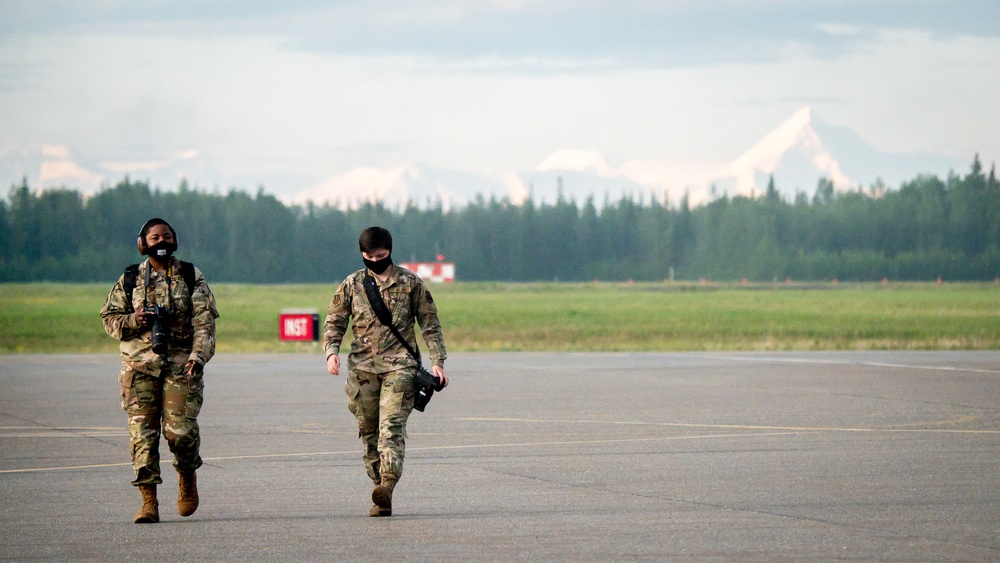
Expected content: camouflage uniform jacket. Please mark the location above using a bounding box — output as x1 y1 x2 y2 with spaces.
324 265 447 373
100 257 220 375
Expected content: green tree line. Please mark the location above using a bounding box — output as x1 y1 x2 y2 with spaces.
1 155 997 283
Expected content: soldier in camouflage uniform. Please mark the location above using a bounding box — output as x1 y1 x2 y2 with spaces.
325 226 448 517
100 218 219 524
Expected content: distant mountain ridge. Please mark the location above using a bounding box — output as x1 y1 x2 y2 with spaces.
702 107 855 199
3 108 965 208
701 108 962 200
291 107 964 208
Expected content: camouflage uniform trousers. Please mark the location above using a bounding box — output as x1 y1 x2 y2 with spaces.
120 362 204 486
344 367 416 484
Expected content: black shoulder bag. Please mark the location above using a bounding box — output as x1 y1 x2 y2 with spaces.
362 273 444 411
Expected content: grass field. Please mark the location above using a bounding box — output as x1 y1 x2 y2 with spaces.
1 281 999 353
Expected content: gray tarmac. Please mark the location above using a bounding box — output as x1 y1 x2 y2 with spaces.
1 351 999 561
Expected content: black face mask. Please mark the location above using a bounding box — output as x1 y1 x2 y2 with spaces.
145 240 176 259
363 254 392 275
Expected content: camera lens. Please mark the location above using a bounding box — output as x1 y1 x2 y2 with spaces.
413 387 432 411
149 306 169 355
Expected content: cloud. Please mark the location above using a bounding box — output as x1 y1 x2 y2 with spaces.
291 165 414 208
38 160 103 190
41 144 70 159
1 1 997 202
4 1 998 72
537 149 612 176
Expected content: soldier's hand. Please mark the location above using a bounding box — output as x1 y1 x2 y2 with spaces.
432 365 448 388
185 360 203 376
134 310 152 326
327 355 340 376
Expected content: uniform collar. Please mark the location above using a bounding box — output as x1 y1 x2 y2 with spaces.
144 255 178 275
367 264 398 288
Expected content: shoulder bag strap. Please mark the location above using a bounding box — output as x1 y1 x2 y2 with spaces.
362 272 423 366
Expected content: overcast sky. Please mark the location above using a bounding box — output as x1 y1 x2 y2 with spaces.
1 0 998 198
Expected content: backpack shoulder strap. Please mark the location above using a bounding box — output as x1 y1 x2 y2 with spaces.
122 264 140 306
178 261 196 295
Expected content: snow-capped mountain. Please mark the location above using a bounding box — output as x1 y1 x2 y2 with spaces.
702 108 854 199
291 107 964 209
4 108 965 208
288 163 526 210
289 153 656 210
699 108 962 200
291 149 672 210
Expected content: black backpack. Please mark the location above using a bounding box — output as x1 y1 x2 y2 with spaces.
122 261 196 307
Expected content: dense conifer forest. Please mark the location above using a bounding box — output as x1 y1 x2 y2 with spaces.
1 155 997 283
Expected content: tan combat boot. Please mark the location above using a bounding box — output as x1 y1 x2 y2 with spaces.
134 484 159 523
370 476 396 517
177 471 199 517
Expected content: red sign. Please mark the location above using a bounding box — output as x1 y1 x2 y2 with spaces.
400 262 455 282
278 309 319 341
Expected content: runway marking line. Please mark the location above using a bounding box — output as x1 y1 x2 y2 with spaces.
4 415 998 475
701 354 1000 374
457 417 1000 434
0 427 119 430
0 426 126 438
0 431 802 474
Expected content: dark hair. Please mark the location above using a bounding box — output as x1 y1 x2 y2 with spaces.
139 218 176 244
359 226 392 254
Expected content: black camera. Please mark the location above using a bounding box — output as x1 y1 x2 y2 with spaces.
412 366 445 412
143 305 170 355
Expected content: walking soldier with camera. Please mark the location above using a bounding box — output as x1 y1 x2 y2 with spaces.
324 226 449 517
101 218 219 523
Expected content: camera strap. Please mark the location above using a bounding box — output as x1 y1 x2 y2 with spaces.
142 261 173 313
125 260 195 311
362 272 424 368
